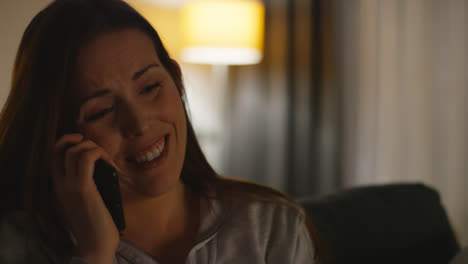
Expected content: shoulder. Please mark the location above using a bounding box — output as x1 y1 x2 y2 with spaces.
227 196 310 242
213 177 308 230
0 211 55 264
0 211 31 263
228 197 306 232
451 247 468 264
209 178 315 263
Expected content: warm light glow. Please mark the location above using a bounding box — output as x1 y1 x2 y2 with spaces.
128 1 181 58
180 0 265 65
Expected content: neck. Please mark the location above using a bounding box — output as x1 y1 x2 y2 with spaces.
120 181 200 259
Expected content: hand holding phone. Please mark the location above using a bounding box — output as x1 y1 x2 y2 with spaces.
52 134 122 263
93 159 126 233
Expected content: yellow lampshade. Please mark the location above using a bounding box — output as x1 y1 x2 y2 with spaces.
180 0 265 65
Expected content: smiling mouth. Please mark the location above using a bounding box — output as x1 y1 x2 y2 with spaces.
127 136 167 164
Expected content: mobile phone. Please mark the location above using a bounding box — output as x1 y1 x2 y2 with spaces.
93 159 126 233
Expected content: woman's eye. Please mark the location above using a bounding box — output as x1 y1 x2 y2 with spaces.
86 106 114 122
141 82 161 94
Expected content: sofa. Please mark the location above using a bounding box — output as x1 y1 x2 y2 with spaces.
300 183 460 264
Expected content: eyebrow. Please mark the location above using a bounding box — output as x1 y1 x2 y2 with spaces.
79 63 160 107
132 63 160 81
80 89 110 107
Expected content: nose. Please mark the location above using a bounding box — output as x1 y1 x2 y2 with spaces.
119 101 150 138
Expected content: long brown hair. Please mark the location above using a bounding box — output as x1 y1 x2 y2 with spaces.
0 0 326 262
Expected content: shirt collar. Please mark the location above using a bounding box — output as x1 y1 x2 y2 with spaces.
116 196 232 263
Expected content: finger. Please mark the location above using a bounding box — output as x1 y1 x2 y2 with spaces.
64 139 111 169
74 147 110 187
65 139 116 171
65 139 99 155
66 141 109 171
54 134 84 153
63 140 100 179
57 147 103 195
52 134 85 185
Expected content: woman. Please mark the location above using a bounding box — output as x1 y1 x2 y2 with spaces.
0 0 324 263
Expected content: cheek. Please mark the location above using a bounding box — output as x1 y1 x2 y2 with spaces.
158 87 187 129
172 96 187 138
159 89 187 155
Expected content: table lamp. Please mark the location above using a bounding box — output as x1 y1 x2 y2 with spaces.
179 0 265 171
180 0 265 65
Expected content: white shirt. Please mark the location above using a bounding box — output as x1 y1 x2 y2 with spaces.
1 197 315 264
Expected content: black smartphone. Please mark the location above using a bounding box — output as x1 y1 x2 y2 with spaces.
93 159 126 233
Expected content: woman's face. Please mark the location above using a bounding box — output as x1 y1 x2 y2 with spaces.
73 28 187 198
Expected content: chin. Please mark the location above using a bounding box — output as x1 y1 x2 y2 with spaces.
120 144 186 199
133 174 183 198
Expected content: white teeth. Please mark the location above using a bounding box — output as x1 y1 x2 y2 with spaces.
134 138 166 164
146 152 153 161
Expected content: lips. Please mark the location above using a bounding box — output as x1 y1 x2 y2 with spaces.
127 135 167 163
